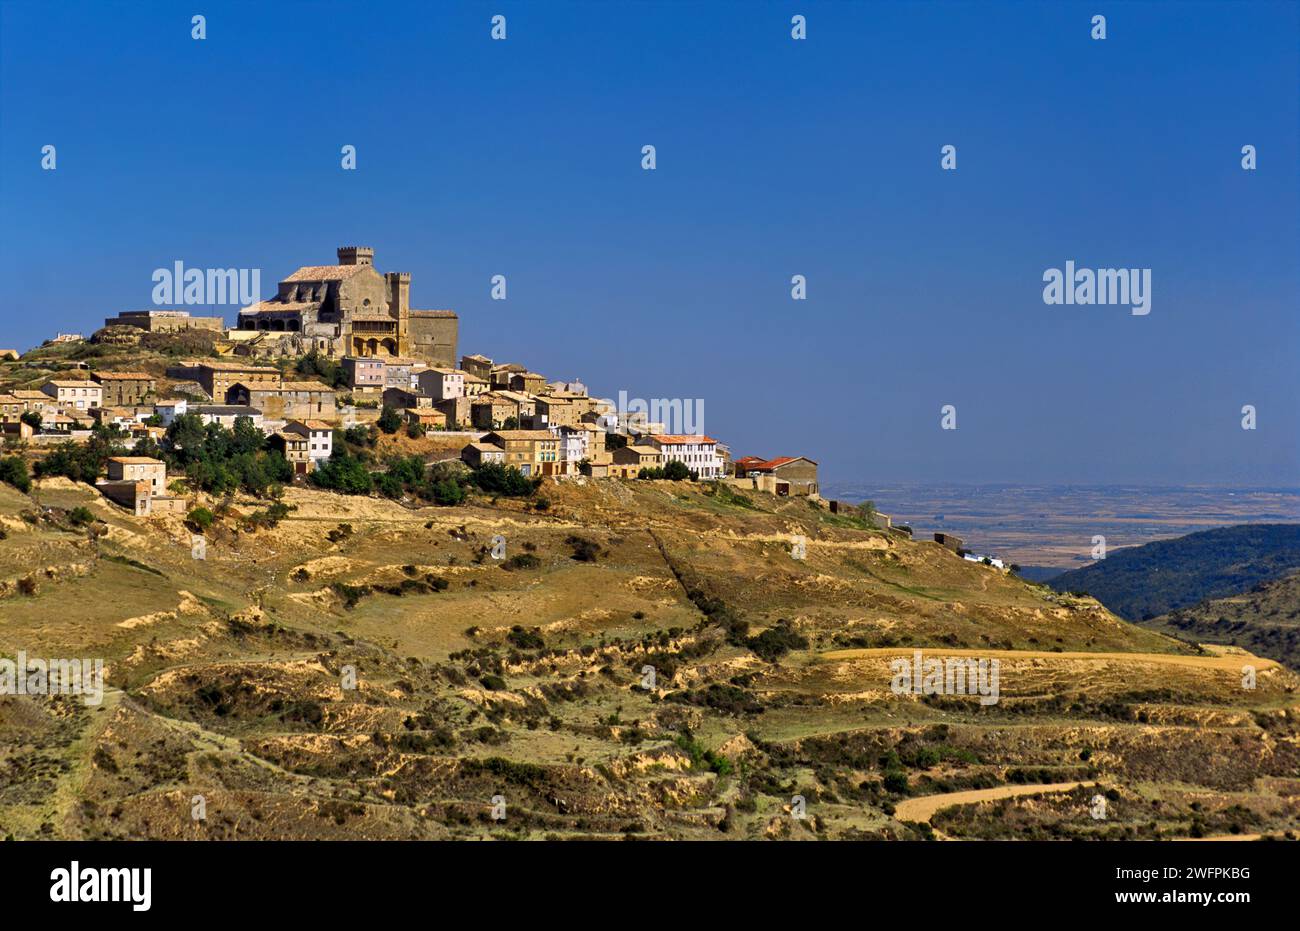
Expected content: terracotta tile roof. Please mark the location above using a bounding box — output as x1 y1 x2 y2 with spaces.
239 300 320 314
188 361 280 372
410 309 457 318
44 380 101 388
648 434 719 445
285 419 334 432
108 456 164 465
242 381 334 393
282 265 370 283
747 455 817 471
486 430 555 441
92 371 154 380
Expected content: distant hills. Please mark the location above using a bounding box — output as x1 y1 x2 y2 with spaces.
1046 523 1300 621
1141 570 1300 671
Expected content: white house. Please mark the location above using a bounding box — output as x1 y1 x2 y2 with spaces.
416 368 464 401
285 419 333 465
550 424 590 464
644 435 723 479
154 399 188 426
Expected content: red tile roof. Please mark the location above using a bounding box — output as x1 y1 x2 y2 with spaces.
746 455 817 471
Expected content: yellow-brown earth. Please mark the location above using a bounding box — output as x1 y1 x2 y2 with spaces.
2 476 1297 840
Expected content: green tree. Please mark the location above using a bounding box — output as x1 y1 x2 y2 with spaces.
377 405 402 434
0 456 31 493
19 411 41 430
663 460 691 481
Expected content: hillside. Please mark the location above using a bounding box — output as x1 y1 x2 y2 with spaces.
2 475 1298 841
1143 571 1300 672
1047 523 1300 621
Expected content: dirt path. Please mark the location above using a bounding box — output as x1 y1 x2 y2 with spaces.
821 646 1280 672
894 781 1095 824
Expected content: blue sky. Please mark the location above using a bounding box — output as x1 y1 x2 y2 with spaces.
1 0 1296 485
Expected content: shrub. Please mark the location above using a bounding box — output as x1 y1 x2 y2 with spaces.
500 553 541 572
187 506 215 531
310 454 373 494
67 506 95 526
506 626 546 650
566 535 601 562
0 456 31 493
883 770 910 794
746 620 809 662
470 462 538 497
430 477 465 506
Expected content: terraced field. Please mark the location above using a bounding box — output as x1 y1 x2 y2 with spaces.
2 476 1297 841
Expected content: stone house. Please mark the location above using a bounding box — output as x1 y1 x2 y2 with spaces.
531 396 579 430
167 361 282 400
471 394 518 430
106 456 167 495
462 372 489 397
0 394 23 421
489 363 525 389
478 430 558 477
435 395 473 429
734 456 819 496
459 354 493 380
407 408 447 430
92 371 157 406
268 430 311 474
228 381 335 421
611 444 661 479
934 533 965 554
416 367 465 401
508 371 546 395
461 442 506 467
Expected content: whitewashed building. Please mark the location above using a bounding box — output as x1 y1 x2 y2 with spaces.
644 434 723 479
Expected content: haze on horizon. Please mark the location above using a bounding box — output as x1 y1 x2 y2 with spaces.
1 0 1296 486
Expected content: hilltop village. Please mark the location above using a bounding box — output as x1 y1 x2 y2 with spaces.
0 246 835 522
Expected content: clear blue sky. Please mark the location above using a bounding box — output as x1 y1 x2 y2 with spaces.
2 1 1296 485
